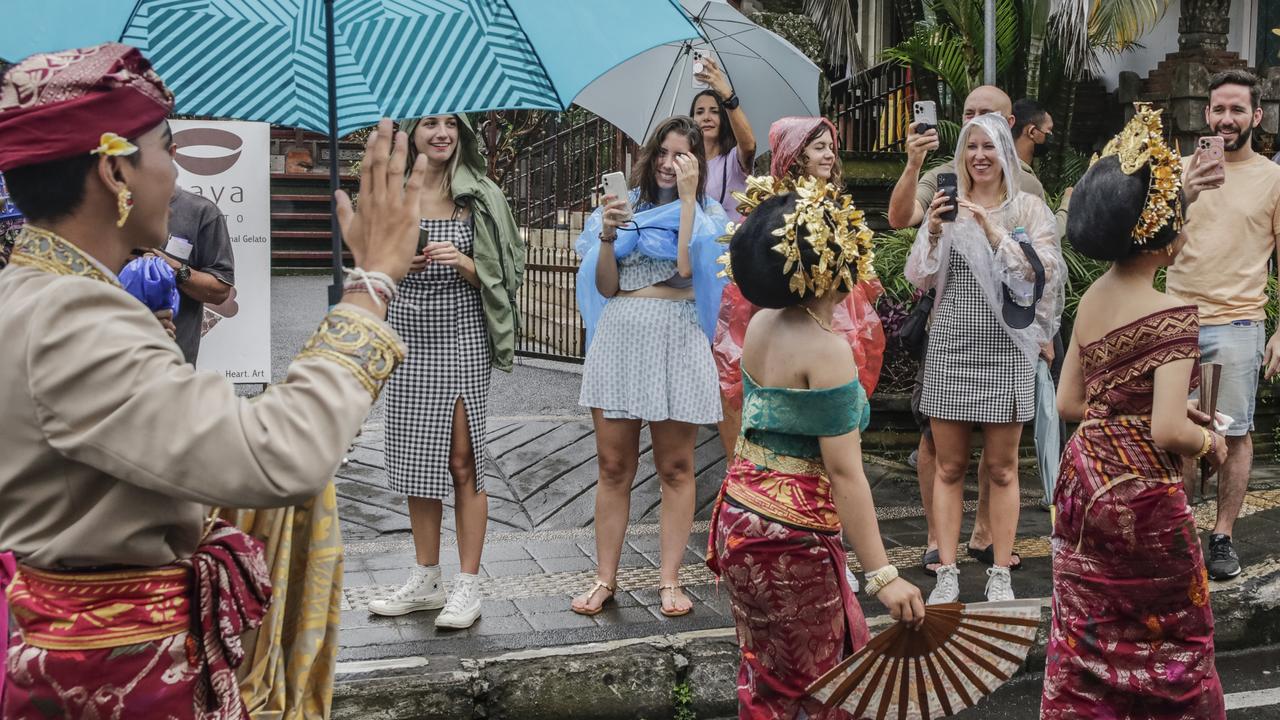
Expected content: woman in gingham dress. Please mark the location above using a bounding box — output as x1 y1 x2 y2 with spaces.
572 117 727 617
905 113 1064 605
368 115 523 630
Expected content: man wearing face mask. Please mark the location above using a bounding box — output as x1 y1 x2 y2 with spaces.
1012 99 1053 166
1167 69 1280 581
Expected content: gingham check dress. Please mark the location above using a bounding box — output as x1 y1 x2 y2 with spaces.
920 248 1034 424
385 218 491 498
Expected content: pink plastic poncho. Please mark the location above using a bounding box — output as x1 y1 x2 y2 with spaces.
713 117 886 410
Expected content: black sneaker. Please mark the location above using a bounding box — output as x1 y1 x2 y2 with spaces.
1206 534 1242 580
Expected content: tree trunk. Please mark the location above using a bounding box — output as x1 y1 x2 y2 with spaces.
1024 0 1050 99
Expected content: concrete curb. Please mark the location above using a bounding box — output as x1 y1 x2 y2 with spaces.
332 559 1280 720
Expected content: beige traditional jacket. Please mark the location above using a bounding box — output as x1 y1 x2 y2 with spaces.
0 226 405 570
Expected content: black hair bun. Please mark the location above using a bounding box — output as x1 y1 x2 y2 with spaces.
1067 155 1180 261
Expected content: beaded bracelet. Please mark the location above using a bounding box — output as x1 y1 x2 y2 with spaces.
864 564 900 597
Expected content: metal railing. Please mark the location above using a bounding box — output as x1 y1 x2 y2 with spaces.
829 61 915 155
501 112 634 363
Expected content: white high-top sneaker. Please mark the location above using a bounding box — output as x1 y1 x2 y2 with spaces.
367 564 445 617
985 566 1015 602
928 564 960 604
435 572 482 629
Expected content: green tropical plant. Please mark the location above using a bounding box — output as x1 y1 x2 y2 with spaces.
882 0 1021 106
801 0 866 74
1048 1 1176 80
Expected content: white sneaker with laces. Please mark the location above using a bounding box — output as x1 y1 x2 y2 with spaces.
435 572 482 629
985 566 1015 602
928 564 960 604
367 564 445 617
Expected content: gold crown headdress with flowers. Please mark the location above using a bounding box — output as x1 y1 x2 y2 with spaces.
1091 102 1183 245
717 175 876 297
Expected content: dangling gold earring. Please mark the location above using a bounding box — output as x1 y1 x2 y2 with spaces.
116 186 133 228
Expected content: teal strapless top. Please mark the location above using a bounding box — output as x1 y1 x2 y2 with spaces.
740 370 870 459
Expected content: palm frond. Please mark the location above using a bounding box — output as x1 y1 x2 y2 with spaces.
804 0 867 75
1049 0 1173 79
1047 0 1091 79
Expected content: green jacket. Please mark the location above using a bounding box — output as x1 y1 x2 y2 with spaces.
401 115 525 371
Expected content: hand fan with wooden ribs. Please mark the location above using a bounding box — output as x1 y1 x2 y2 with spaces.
807 600 1042 720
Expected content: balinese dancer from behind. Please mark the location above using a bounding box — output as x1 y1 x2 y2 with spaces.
712 116 885 458
1042 104 1228 719
0 44 425 718
707 177 924 719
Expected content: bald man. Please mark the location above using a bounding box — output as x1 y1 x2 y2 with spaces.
887 85 1045 229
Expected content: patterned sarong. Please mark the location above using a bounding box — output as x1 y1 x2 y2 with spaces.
3 521 271 719
1041 306 1224 719
709 457 871 720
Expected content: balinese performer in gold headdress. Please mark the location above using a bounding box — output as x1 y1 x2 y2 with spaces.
711 116 886 458
0 43 426 718
1042 104 1228 719
706 178 924 719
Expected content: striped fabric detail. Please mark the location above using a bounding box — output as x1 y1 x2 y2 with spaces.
123 0 559 136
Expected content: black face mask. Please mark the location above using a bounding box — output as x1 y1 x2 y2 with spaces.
1033 138 1052 158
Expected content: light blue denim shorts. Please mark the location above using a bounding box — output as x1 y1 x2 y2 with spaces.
1194 320 1266 436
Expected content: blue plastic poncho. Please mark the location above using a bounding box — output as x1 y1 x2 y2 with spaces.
119 255 180 318
575 192 729 349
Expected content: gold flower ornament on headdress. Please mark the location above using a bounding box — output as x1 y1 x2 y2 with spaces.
717 175 876 297
1092 102 1183 245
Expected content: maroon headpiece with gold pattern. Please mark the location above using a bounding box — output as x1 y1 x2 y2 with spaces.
0 43 174 172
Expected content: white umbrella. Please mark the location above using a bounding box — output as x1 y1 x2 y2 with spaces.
572 0 820 153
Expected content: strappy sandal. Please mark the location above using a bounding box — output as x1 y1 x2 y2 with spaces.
570 579 615 617
921 548 942 577
658 584 693 618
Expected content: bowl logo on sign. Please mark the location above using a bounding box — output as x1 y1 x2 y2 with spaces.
174 127 243 176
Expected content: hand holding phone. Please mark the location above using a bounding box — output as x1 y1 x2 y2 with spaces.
692 50 708 90
600 171 633 232
913 100 938 134
1197 135 1224 167
936 172 959 222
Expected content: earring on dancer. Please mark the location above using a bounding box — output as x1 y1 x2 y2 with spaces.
116 186 133 228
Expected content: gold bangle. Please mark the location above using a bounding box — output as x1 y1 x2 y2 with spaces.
1193 426 1213 460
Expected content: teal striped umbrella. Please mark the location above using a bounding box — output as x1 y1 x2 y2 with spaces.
1 0 700 298
4 1 700 135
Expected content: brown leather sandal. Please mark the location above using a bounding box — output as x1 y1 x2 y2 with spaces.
658 584 692 617
570 579 616 616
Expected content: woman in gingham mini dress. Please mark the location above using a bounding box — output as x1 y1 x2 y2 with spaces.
368 115 522 630
386 212 490 500
905 113 1064 606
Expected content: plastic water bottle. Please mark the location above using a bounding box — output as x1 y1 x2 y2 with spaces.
1013 226 1031 244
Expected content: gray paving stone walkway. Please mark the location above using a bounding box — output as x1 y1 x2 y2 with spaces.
332 410 1280 678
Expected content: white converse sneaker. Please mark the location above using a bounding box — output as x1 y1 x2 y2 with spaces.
985 566 1015 602
928 564 960 605
367 565 445 616
434 573 482 629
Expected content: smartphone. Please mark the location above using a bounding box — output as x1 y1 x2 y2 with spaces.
1197 135 1224 166
416 220 430 254
937 172 959 222
691 50 708 90
600 171 632 222
913 100 937 134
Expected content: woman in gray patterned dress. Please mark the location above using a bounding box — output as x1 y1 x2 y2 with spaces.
572 117 726 617
905 113 1064 605
368 115 523 630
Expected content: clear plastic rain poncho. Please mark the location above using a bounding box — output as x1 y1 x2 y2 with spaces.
713 116 886 410
905 112 1065 367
